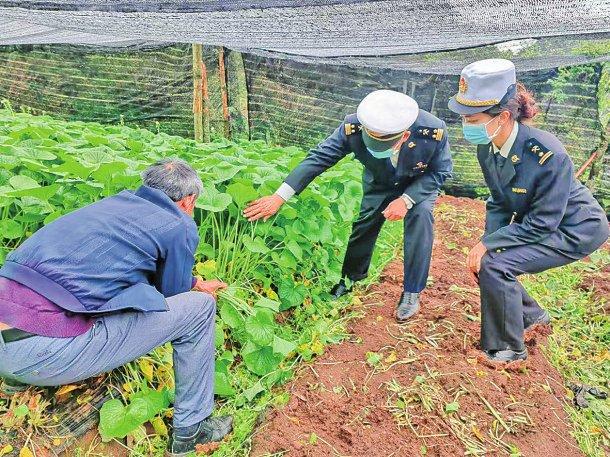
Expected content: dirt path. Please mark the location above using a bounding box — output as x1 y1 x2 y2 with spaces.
251 196 584 457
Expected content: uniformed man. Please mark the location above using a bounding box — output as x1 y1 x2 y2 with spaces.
244 90 453 321
448 59 609 362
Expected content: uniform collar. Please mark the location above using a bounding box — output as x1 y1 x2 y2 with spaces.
492 121 519 158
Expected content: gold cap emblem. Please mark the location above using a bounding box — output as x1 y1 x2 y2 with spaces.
458 76 468 94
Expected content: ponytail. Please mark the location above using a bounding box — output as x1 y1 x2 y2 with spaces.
484 82 539 123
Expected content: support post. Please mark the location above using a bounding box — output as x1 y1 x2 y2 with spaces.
218 47 231 139
192 44 210 142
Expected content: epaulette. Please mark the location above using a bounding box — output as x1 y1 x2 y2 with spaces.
526 138 554 165
414 126 444 141
344 122 362 136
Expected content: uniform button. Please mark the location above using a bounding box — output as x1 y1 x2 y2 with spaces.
496 249 502 253
394 182 399 186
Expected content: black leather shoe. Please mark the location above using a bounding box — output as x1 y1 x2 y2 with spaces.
524 310 550 330
396 292 420 321
330 279 352 299
166 415 233 457
485 348 528 362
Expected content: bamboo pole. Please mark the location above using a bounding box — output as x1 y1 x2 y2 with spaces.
218 46 231 139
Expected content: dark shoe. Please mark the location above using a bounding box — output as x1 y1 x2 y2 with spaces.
1 378 28 396
330 279 352 299
485 348 528 362
524 310 550 330
166 415 233 457
396 292 420 321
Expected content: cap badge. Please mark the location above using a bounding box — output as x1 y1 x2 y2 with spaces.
458 76 468 94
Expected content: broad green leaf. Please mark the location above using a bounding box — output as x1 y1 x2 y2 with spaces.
272 336 297 357
9 175 39 190
254 297 280 312
52 156 94 180
242 235 269 254
242 342 283 376
286 239 303 260
219 302 244 330
226 182 258 208
6 183 60 200
92 161 129 183
214 372 236 397
13 404 29 418
244 308 276 346
196 186 232 212
278 280 307 310
0 220 23 240
98 388 171 442
242 381 265 402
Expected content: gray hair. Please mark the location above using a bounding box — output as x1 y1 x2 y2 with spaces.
141 158 203 202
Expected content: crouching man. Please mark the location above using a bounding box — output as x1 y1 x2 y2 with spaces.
0 159 232 456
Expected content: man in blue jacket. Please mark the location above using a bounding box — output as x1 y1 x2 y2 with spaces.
0 159 231 456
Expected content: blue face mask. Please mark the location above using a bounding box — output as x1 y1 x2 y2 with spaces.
462 117 500 145
367 147 394 159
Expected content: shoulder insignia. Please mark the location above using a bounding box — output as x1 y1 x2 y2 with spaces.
344 122 362 136
525 138 554 165
415 126 444 141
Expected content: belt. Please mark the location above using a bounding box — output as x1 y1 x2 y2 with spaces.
0 328 36 343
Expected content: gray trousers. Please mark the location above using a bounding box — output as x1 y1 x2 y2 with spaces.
0 291 216 428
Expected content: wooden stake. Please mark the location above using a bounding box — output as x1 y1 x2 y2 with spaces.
218 46 231 139
201 59 210 143
192 43 204 142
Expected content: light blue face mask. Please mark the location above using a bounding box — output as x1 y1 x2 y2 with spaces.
462 116 500 145
366 147 394 159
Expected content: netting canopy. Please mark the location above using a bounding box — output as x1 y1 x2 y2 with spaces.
0 0 609 71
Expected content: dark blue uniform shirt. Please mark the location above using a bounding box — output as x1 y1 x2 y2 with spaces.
478 123 608 254
284 110 453 204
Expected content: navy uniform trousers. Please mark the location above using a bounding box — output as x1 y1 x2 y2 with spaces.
341 188 437 293
479 243 586 352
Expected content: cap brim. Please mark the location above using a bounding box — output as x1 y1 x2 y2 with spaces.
362 130 399 153
448 96 496 115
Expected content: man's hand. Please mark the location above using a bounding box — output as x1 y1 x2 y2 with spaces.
243 195 285 222
193 277 228 299
382 197 408 221
467 241 487 284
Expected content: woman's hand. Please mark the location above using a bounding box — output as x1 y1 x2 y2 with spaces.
243 195 285 222
467 241 487 284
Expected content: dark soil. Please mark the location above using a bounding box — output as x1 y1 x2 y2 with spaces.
250 195 589 457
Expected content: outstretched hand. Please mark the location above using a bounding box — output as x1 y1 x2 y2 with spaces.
243 194 285 222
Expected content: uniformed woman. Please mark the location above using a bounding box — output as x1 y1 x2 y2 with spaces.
448 58 609 362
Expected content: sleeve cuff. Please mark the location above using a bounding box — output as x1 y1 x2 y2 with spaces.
275 182 296 201
401 193 415 209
